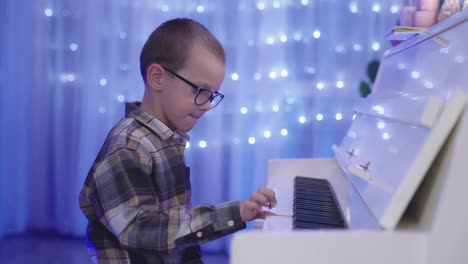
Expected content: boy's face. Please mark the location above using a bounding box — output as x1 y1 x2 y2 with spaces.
159 42 225 132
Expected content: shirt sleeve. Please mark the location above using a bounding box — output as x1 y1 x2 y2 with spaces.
86 146 246 254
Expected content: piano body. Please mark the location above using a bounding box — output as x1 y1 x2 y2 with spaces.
231 9 468 264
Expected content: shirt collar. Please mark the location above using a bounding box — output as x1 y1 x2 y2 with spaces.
125 101 190 143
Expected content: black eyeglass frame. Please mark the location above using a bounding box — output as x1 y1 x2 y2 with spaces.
161 66 224 109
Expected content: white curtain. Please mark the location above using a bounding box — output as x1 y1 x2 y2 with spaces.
0 0 400 253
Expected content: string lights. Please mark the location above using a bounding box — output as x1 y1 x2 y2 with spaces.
44 1 402 150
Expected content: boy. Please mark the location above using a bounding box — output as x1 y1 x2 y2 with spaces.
79 18 277 263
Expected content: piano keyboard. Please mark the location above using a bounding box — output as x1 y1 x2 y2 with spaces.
293 176 347 229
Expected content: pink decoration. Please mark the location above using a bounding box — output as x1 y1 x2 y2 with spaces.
418 0 440 11
400 6 417 26
438 0 461 21
414 10 438 27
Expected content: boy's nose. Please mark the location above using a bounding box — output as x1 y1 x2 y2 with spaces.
198 100 212 111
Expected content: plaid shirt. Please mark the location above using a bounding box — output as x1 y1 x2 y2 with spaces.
79 102 246 264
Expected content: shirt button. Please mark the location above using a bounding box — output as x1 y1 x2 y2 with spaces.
196 231 203 238
228 220 234 227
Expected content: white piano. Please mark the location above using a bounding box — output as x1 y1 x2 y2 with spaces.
231 9 468 264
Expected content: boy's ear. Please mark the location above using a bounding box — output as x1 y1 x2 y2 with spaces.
146 64 165 91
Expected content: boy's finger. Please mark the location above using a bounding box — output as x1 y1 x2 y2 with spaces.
251 192 268 207
258 187 277 208
245 200 261 212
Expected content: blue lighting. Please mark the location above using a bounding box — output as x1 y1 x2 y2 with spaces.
199 140 207 148
44 8 53 16
257 2 265 10
196 5 205 13
372 4 381 13
0 1 401 254
317 82 324 90
99 78 108 86
313 30 321 39
336 81 344 88
231 73 240 80
70 43 78 51
349 2 358 13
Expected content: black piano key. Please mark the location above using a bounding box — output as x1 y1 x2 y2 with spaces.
294 221 338 230
294 220 345 229
294 207 342 218
295 176 329 185
294 188 334 196
293 176 347 230
293 213 345 225
294 213 345 226
295 182 330 190
294 194 335 203
294 199 339 207
294 204 341 213
295 185 333 194
294 185 331 193
295 187 333 195
295 177 329 185
294 203 339 212
294 217 344 228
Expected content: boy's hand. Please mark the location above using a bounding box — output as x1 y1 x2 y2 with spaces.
239 187 277 222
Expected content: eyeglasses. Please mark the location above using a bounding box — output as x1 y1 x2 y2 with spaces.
162 66 224 109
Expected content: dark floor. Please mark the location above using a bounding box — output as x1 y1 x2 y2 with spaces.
0 234 229 264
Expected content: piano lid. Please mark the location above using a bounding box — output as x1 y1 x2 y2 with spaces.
334 9 468 230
